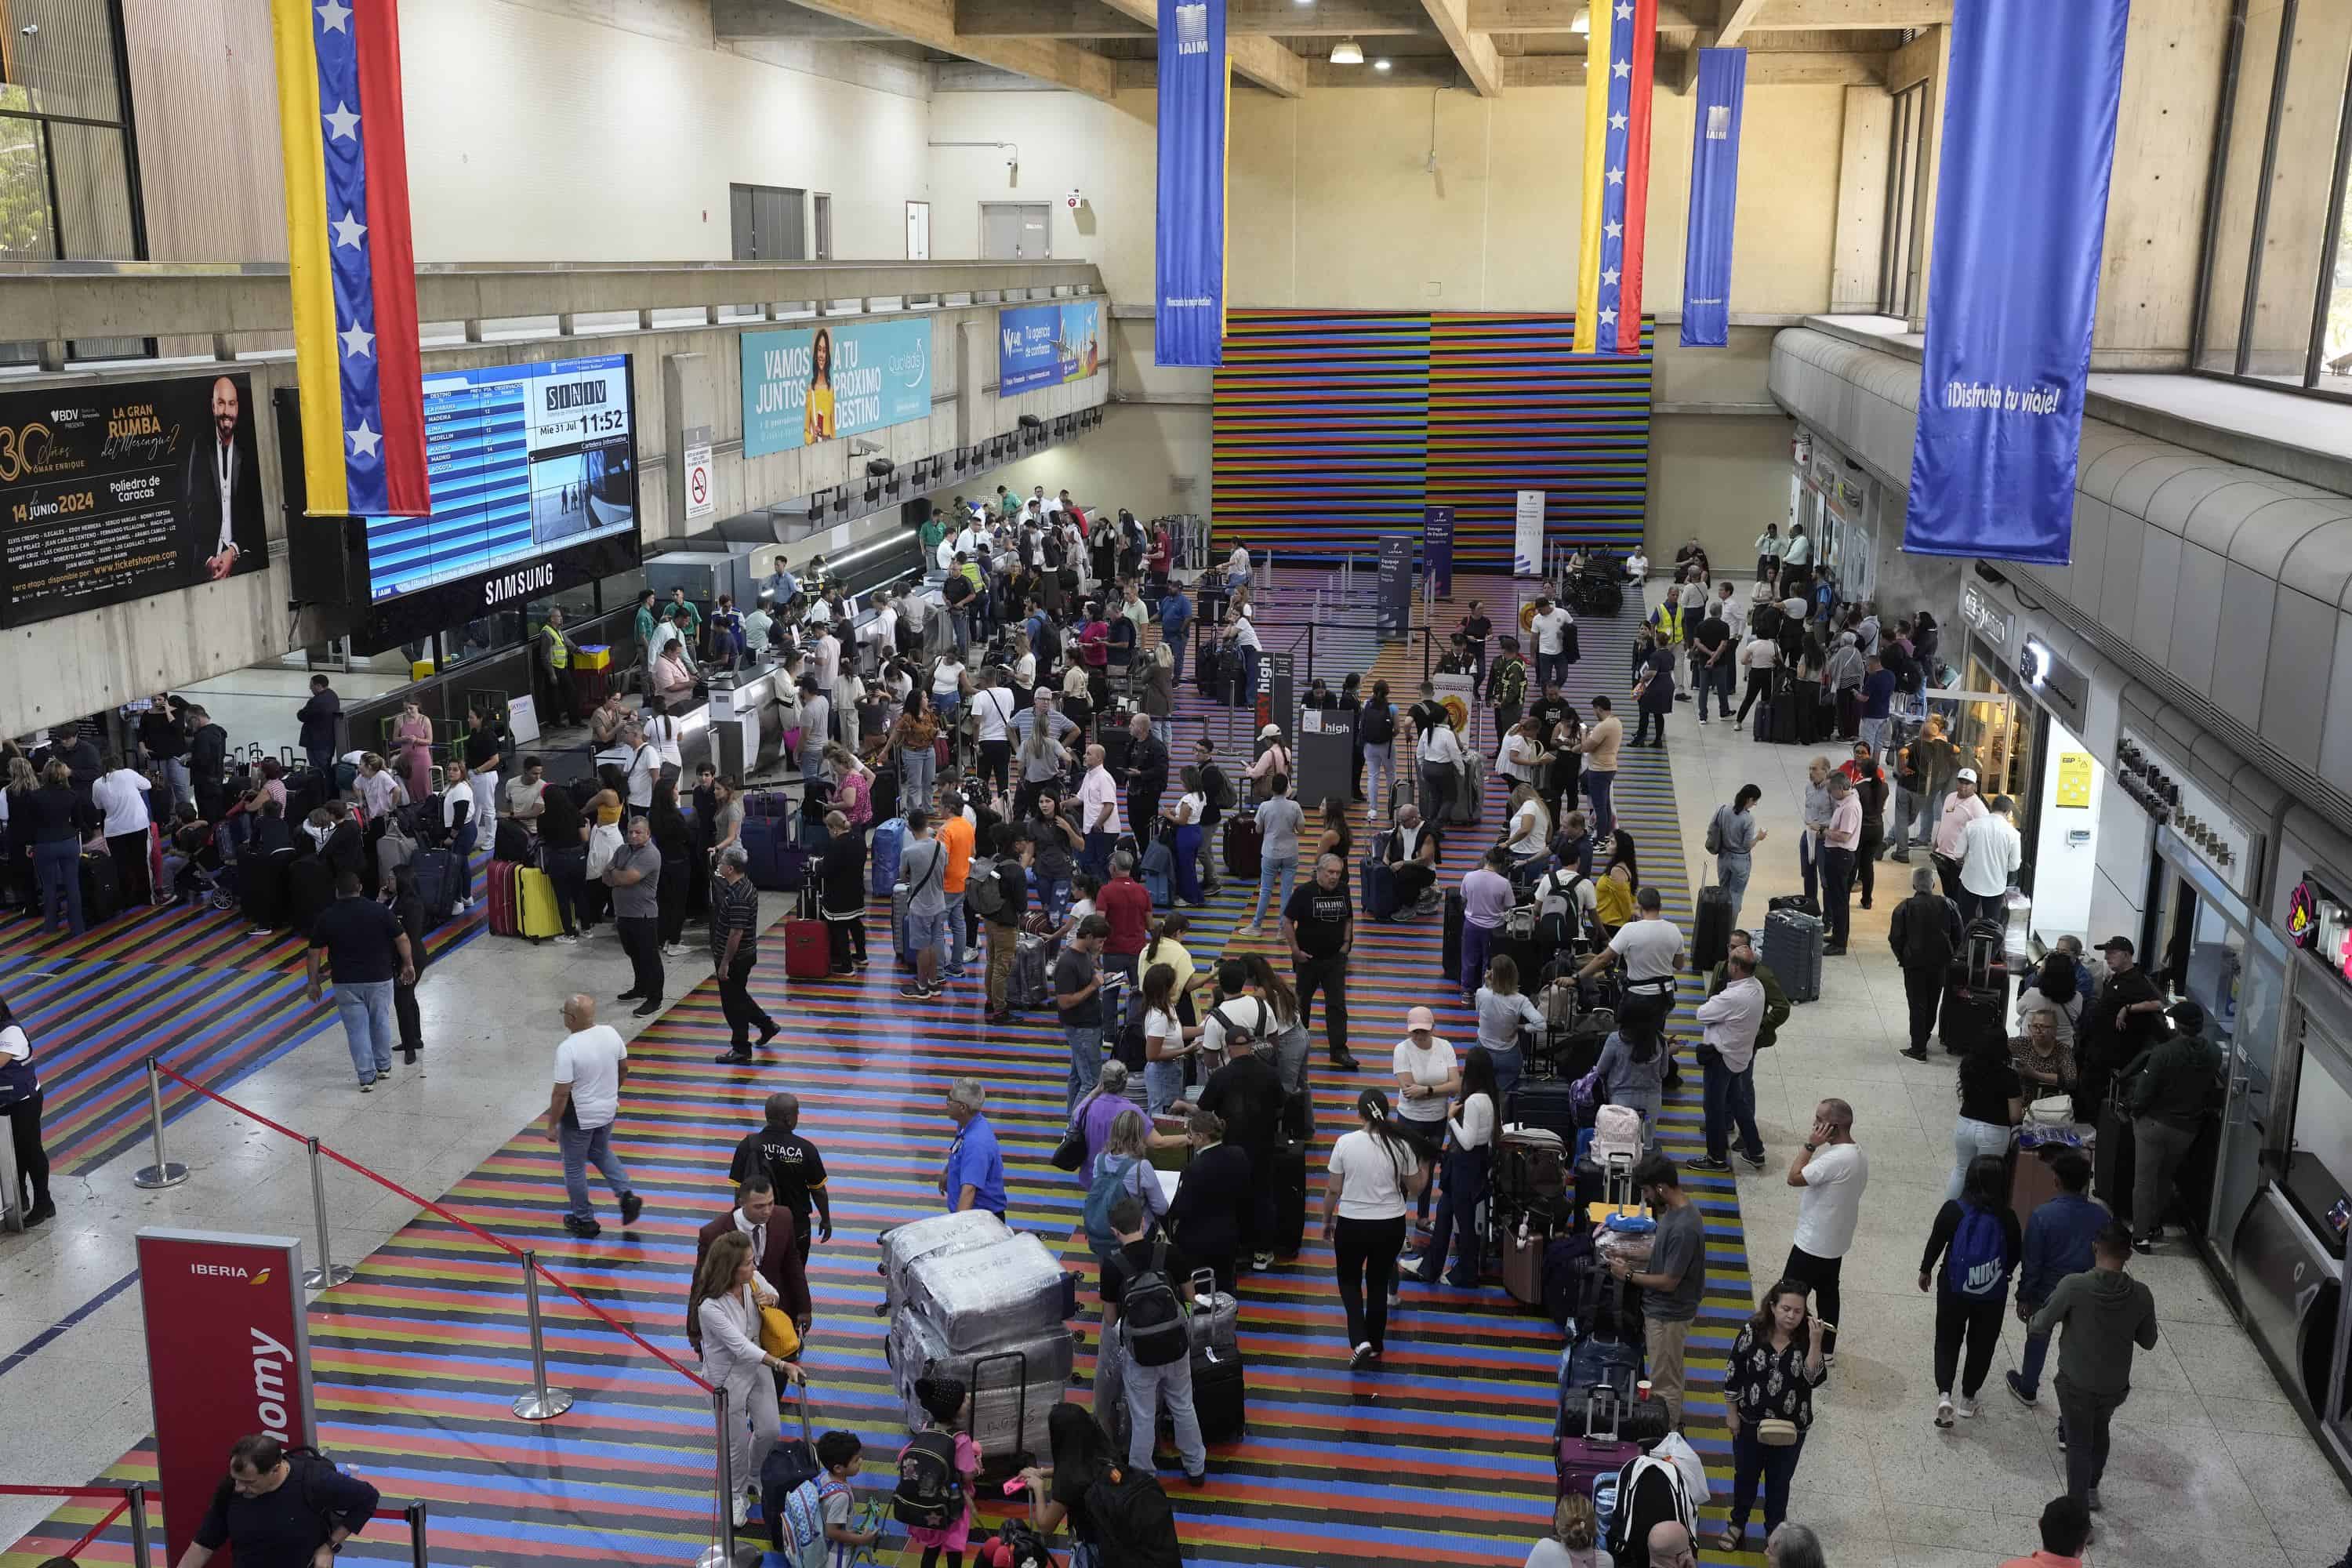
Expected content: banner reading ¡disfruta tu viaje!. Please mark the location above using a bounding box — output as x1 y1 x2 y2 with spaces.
1679 48 1746 350
1156 0 1226 366
1903 0 2129 566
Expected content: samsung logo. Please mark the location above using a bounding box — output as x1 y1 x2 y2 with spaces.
485 562 557 606
544 380 609 412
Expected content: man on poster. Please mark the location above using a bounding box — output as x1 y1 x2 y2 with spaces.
183 376 267 582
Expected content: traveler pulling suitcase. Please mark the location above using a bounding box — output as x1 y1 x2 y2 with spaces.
1222 818 1261 879
1690 877 1733 974
785 884 830 980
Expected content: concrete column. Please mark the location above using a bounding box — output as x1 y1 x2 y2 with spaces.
662 351 717 537
1830 85 1892 316
1895 25 1951 334
956 318 983 448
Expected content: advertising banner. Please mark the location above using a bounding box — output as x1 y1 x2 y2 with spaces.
1513 489 1545 577
1679 47 1747 349
1155 0 1227 366
1904 0 2129 565
1376 533 1414 640
0 373 270 631
742 319 932 459
998 301 1104 397
137 1229 318 1567
1422 505 1454 598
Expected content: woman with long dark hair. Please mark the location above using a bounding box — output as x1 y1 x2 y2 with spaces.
0 993 54 1225
648 780 693 955
1016 1404 1116 1567
1947 1031 2022 1200
1322 1087 1426 1369
1407 1044 1497 1288
801 327 836 444
1918 1152 2020 1428
889 688 941 811
1717 1277 1828 1555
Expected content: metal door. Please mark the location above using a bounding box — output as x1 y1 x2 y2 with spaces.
730 183 805 261
980 201 1050 258
906 200 931 260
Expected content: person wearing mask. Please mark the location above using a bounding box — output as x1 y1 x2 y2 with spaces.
604 815 665 1017
1606 1152 1705 1429
1783 1098 1866 1362
1715 1279 1828 1557
2006 1150 2107 1413
1708 785 1766 927
689 1229 804 1526
1285 853 1361 1073
92 754 154 909
1818 771 1861 957
1240 771 1303 938
1323 1088 1425 1370
1931 766 1988 901
304 870 416 1090
1920 1154 2023 1428
296 675 342 775
0 995 56 1225
1958 793 2024 924
1404 1043 1496 1290
1574 696 1623 840
1460 847 1515 1004
1688 951 1768 1174
172 1435 381 1568
1889 865 1964 1062
2120 1000 2223 1253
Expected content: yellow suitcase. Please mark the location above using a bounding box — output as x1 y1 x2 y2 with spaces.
516 866 564 939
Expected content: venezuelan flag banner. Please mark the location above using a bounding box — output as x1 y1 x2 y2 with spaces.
1573 0 1657 354
271 0 429 517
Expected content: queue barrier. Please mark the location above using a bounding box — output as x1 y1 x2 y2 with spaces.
0 1484 429 1567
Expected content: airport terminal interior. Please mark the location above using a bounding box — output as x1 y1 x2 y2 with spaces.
11 1 2352 1565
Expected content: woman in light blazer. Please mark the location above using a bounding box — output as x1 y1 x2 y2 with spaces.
691 1229 805 1525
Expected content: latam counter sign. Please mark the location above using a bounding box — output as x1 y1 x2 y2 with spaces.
138 1229 319 1567
998 301 1103 396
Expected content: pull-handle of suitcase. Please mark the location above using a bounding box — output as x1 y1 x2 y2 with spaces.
1605 1151 1635 1208
970 1348 1030 1469
1186 1268 1220 1304
1584 1382 1622 1443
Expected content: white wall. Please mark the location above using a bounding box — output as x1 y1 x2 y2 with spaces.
400 0 932 263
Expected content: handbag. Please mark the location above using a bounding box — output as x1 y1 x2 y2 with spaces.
759 1302 802 1360
1757 1417 1800 1447
1051 1115 1088 1173
2024 1094 2074 1127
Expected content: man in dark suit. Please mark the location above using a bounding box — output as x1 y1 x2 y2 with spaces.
687 1174 811 1355
183 375 267 582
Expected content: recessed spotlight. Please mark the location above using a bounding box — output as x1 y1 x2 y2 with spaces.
1330 36 1363 64
1374 57 1392 70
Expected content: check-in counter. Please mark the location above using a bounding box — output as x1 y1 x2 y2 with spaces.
704 661 783 779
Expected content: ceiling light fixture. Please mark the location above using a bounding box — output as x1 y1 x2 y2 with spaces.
1570 5 1589 32
1330 35 1363 64
1374 57 1392 70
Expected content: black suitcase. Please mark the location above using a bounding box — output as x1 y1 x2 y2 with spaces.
1187 1347 1246 1441
287 855 335 939
1558 1384 1672 1447
241 846 295 930
1963 917 2005 989
1938 977 2007 1057
1692 882 1733 972
1508 1080 1581 1145
1268 1139 1307 1258
1443 889 1465 981
78 852 121 926
1770 679 1806 747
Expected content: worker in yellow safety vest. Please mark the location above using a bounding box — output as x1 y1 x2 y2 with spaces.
539 607 575 724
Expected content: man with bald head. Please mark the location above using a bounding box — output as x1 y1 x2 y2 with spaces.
184 373 265 581
546 993 641 1240
1078 742 1120 877
1646 1520 1697 1568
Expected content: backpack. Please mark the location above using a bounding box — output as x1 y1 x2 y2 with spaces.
1360 703 1396 745
1084 1155 1145 1254
1945 1201 2010 1299
1207 1003 1257 1054
1606 1452 1697 1562
209 1448 338 1552
1116 1239 1191 1368
893 1428 964 1529
1535 870 1588 950
1204 764 1236 813
1083 1463 1184 1568
782 1476 848 1552
1704 808 1726 856
967 856 1007 920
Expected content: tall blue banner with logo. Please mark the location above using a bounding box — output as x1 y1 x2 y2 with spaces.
1679 48 1746 349
1156 0 1225 367
1904 0 2129 565
1422 506 1454 597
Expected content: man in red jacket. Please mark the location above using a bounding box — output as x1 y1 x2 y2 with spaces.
688 1174 811 1353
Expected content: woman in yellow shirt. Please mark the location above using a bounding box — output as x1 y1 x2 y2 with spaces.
1594 859 1637 938
801 327 837 445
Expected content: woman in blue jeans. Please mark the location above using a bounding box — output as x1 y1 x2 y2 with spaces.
1717 1278 1828 1555
24 762 89 935
1405 1044 1497 1288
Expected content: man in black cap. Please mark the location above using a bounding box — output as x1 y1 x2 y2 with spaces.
2119 1000 2223 1253
2074 935 2164 1125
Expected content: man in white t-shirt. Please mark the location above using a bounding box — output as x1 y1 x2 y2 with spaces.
1577 884 1684 1040
1784 1095 1867 1359
1527 594 1576 691
547 993 642 1239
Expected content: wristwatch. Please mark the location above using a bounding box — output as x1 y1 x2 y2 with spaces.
1803 1142 1819 1152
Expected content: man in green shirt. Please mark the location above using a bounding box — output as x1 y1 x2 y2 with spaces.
2122 1000 2223 1252
666 587 702 645
920 506 949 559
632 590 658 674
1706 928 1791 1048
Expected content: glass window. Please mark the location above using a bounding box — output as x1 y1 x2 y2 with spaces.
2197 0 2352 395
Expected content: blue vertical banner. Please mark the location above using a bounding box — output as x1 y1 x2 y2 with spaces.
1422 506 1454 598
1156 0 1226 367
1679 48 1747 349
1904 0 2129 565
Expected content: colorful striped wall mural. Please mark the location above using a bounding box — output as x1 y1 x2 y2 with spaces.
1211 310 1653 568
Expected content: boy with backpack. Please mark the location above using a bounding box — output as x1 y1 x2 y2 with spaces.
1101 1194 1208 1486
784 1428 880 1567
895 1374 978 1567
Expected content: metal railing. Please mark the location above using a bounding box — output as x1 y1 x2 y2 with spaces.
0 1484 429 1568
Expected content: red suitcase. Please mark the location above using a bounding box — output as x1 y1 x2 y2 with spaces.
486 859 521 938
784 885 829 979
1556 1384 1642 1501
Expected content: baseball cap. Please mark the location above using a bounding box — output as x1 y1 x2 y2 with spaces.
1956 767 1980 783
2097 935 2135 956
1405 1006 1436 1031
1259 724 1282 739
2167 999 2208 1036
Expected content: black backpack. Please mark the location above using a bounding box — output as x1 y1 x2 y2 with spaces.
1360 702 1396 745
1118 1240 1190 1368
1083 1463 1184 1568
893 1428 964 1528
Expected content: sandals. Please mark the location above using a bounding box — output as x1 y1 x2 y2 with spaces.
1714 1530 1744 1554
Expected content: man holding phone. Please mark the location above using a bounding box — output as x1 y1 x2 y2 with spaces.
1782 1098 1867 1363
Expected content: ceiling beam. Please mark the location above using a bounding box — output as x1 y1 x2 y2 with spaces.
713 0 890 37
1751 0 1947 26
1418 0 1503 94
1088 0 1309 94
768 0 1119 94
1715 0 1770 49
1466 0 1698 31
953 0 1147 36
957 0 1424 35
1502 45 1877 86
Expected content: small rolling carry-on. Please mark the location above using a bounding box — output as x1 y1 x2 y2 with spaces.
785 884 830 979
1555 1384 1642 1502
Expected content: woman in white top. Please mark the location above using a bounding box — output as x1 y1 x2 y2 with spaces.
1391 1007 1460 1234
1323 1087 1426 1368
930 655 971 723
0 994 54 1225
1139 960 1201 1112
1162 771 1210 906
354 753 407 822
1498 716 1549 786
1406 1044 1498 1290
690 1230 804 1525
642 704 684 782
1503 784 1552 863
1010 633 1039 710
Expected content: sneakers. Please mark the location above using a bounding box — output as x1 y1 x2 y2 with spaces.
900 983 931 1000
2132 1232 2157 1254
1386 1287 1402 1308
358 1079 375 1093
661 942 688 958
1954 1393 1980 1419
2005 1370 2038 1407
1349 1342 1375 1369
1738 1149 1768 1172
619 1191 644 1225
1901 1045 1930 1062
1251 1251 1276 1271
1184 1471 1207 1489
1686 1156 1733 1173
715 1049 753 1065
1935 1395 1955 1429
2085 1488 2101 1512
2056 1420 2067 1450
563 1214 602 1239
1330 1050 1362 1072
1236 923 1261 938
552 933 579 946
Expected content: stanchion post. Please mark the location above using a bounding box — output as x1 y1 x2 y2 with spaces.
301 1136 354 1289
405 1500 429 1568
695 1385 737 1568
132 1058 189 1189
125 1481 152 1568
0 1104 21 1232
511 1250 575 1420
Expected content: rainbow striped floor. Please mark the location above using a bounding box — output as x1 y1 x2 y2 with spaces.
5 572 1766 1566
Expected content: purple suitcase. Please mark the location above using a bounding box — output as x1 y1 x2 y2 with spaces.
1555 1383 1642 1501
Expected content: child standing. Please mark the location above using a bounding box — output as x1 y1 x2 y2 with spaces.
788 1428 880 1568
895 1375 980 1568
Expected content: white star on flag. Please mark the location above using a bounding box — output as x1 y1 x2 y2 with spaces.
1613 59 1631 78
1610 111 1628 130
1602 267 1621 285
316 0 351 33
1607 167 1624 186
1617 1 1632 16
331 212 366 249
347 419 381 459
339 321 375 358
324 101 360 141
1599 308 1617 327
1604 220 1623 239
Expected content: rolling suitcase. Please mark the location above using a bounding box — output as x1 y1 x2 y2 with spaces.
741 815 789 891
1450 753 1485 826
1555 1385 1642 1503
78 852 122 927
1938 975 2005 1057
487 859 521 936
2094 1090 2136 1217
241 845 295 931
1443 889 1465 980
1962 916 2005 989
1557 1376 1671 1447
1268 1138 1308 1258
1185 1270 1240 1354
1761 907 1824 1004
492 818 533 864
1508 1078 1581 1146
785 884 830 979
1360 855 1399 922
1691 879 1733 973
516 866 563 939
892 884 916 971
1222 818 1261 879
1186 1345 1246 1442
1769 673 1806 748
1503 1212 1550 1307
869 818 907 897
411 848 466 924
1010 932 1056 1010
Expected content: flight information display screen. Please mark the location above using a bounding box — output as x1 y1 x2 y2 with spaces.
365 354 636 601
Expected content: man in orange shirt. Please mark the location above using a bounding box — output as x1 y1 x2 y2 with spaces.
938 789 976 982
1999 1496 2089 1565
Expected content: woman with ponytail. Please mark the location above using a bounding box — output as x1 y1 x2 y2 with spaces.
1322 1087 1427 1369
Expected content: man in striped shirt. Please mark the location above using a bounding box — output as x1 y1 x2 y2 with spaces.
710 844 778 1065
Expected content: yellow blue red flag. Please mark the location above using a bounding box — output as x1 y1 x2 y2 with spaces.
1574 0 1657 354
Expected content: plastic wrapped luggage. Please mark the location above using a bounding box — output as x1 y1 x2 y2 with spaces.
1010 931 1057 1010
902 1232 1074 1352
1761 907 1824 1004
880 1211 1013 1315
888 1308 1077 1391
